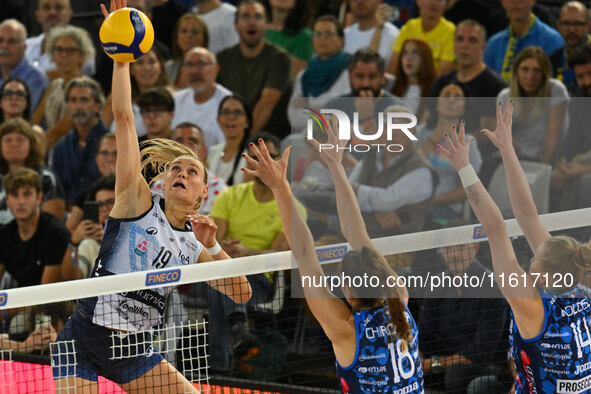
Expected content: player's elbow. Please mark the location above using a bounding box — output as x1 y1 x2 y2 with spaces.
112 107 134 124
233 282 252 303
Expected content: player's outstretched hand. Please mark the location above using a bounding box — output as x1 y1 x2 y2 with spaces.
241 139 291 191
481 100 514 153
101 0 127 18
437 120 473 172
188 212 218 249
308 114 348 169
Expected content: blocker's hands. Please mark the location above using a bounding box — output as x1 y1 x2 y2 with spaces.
241 139 291 191
481 100 514 153
437 120 473 172
308 114 348 169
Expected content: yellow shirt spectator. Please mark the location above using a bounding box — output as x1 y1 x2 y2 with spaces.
393 17 455 73
210 181 307 252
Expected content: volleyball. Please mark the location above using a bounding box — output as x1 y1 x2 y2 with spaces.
99 7 154 63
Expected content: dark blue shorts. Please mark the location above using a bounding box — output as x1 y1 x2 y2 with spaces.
51 310 164 384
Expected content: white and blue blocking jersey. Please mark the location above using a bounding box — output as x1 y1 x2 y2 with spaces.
78 194 204 332
336 304 423 393
510 286 591 394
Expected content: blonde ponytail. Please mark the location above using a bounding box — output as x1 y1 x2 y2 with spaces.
573 243 591 271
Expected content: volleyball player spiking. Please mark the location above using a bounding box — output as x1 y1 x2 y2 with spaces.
243 118 424 394
51 1 251 392
439 102 591 393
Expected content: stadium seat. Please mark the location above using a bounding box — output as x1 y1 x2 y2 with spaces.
487 160 552 218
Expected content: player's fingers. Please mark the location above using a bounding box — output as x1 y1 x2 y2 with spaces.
444 134 455 151
101 3 108 17
257 138 271 160
504 100 512 125
248 142 263 161
308 138 321 151
436 143 451 157
459 119 466 143
241 167 257 178
241 152 258 167
280 146 292 167
450 124 459 145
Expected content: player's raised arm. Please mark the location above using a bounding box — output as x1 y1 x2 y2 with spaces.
481 101 551 253
100 0 151 218
438 121 540 307
242 141 354 345
309 117 409 302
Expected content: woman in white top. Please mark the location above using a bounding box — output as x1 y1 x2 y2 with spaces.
496 46 569 164
207 95 250 185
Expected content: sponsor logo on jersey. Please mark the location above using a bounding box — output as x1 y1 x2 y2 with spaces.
316 245 348 262
540 342 571 350
135 239 149 256
562 299 591 317
0 292 6 307
358 365 388 374
575 361 591 375
145 269 181 286
118 300 149 318
545 331 570 339
120 290 166 314
359 353 389 362
145 344 154 358
541 352 572 360
146 227 158 235
178 250 190 265
520 350 538 394
557 375 591 393
473 225 487 239
359 377 389 387
393 381 419 394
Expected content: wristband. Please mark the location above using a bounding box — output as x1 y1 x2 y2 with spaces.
206 242 222 255
458 165 480 188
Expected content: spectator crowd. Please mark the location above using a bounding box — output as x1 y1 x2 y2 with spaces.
0 0 590 391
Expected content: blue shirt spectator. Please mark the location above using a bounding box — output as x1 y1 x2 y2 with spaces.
484 16 564 83
51 121 108 204
0 19 48 111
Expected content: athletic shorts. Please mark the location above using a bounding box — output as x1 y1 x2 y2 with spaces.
51 309 164 384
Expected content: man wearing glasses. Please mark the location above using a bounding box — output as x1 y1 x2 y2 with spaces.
0 19 48 111
171 47 230 148
556 1 591 95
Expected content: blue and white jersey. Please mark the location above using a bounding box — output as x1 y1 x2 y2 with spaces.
78 194 204 332
510 286 591 394
336 303 423 393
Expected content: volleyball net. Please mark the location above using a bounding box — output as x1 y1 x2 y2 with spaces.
0 208 589 393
